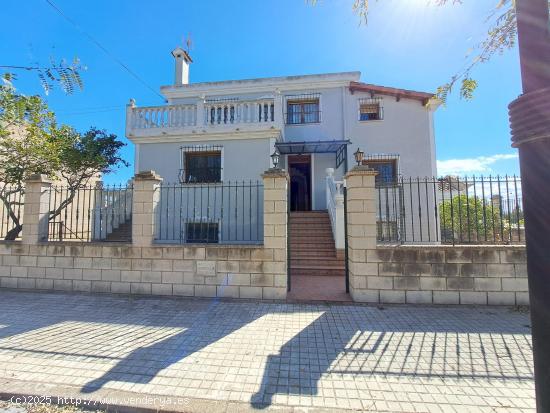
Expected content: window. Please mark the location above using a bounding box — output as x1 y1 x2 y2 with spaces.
286 99 320 124
185 222 219 243
363 159 397 184
359 98 383 121
183 151 222 183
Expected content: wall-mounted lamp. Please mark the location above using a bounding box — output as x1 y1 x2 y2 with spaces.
354 148 365 166
270 149 281 169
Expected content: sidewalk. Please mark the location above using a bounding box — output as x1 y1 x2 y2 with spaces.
0 290 535 412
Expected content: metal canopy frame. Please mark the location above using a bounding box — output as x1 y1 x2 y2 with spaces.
275 139 351 170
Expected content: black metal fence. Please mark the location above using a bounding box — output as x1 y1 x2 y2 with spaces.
47 184 133 242
0 186 24 241
376 176 524 245
155 181 264 244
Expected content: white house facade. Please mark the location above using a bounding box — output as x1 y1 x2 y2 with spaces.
126 48 438 212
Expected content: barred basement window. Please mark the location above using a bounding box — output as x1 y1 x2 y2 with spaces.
185 222 219 243
359 98 383 121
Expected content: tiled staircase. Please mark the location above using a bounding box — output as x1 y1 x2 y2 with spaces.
289 211 345 277
104 220 132 242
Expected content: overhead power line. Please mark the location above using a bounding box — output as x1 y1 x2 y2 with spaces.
43 0 165 102
0 65 45 70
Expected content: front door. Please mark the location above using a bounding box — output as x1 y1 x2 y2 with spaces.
288 155 311 211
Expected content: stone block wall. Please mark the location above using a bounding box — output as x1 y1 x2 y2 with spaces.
0 242 287 299
345 165 529 306
0 166 529 305
361 245 528 305
0 168 288 300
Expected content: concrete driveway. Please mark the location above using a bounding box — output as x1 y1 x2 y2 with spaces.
0 290 535 412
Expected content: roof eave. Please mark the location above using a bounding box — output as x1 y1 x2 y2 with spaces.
349 81 437 107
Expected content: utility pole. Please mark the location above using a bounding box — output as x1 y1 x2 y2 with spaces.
509 1 550 411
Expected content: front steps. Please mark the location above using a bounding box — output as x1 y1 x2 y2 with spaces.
289 211 345 277
104 220 132 242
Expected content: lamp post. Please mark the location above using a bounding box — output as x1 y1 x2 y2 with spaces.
353 148 365 166
270 149 280 169
509 1 550 410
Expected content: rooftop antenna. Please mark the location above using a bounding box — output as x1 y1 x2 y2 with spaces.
183 32 193 54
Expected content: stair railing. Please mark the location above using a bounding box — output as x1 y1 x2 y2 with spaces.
326 168 345 249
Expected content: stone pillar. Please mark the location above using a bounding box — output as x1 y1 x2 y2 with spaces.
22 174 52 244
262 168 289 298
345 166 380 302
132 171 162 247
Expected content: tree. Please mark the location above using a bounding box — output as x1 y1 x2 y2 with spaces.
0 79 127 240
47 126 128 225
0 77 60 239
439 194 503 243
322 0 550 101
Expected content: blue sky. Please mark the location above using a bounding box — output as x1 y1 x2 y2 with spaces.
1 0 522 183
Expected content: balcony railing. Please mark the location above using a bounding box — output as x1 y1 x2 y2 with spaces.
130 104 197 129
127 98 278 136
205 99 275 125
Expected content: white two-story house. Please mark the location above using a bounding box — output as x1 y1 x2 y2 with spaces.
126 47 438 211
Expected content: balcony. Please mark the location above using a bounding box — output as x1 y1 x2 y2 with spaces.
126 98 281 140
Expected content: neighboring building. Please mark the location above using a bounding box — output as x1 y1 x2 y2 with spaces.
126 48 439 210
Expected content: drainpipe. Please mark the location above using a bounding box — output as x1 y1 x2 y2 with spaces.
508 1 550 410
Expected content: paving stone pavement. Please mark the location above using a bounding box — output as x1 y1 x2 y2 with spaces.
0 290 535 412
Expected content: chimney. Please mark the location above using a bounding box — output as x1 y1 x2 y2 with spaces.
171 47 193 86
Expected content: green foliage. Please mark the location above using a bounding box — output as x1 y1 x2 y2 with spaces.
0 77 126 239
0 77 59 185
1 58 85 95
47 126 129 223
36 58 85 95
460 78 478 100
54 126 128 187
439 195 504 243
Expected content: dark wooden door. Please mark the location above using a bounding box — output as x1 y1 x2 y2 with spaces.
288 155 311 211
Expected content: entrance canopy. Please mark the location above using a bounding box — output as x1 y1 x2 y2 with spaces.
275 139 351 169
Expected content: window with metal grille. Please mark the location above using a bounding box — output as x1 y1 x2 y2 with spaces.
285 94 320 124
185 222 219 243
364 158 398 184
183 150 222 183
359 98 383 121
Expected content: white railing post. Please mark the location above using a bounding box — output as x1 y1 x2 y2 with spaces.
197 96 206 126
326 168 345 250
125 99 136 136
274 91 284 127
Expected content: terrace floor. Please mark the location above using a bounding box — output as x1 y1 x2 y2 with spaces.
0 290 535 412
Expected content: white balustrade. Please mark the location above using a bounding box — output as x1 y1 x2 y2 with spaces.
326 168 345 250
204 99 275 126
128 98 277 133
131 104 197 129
